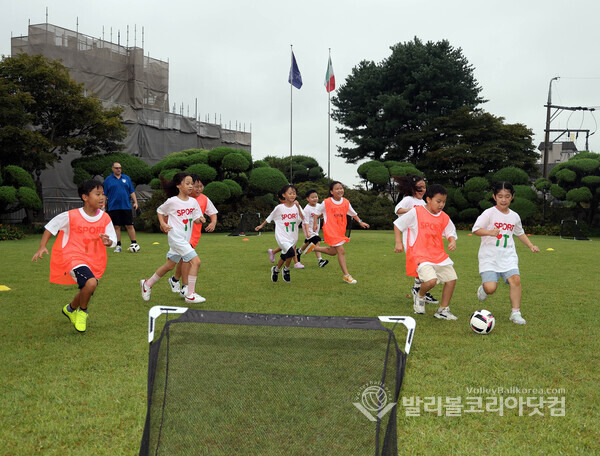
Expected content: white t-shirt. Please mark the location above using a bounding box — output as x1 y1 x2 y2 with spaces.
313 198 357 224
472 206 525 273
302 203 321 238
45 208 117 248
393 207 458 267
265 203 302 253
203 197 218 216
157 195 203 256
394 196 426 219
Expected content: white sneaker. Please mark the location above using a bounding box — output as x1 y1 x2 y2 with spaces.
179 285 188 298
413 294 425 314
184 292 206 304
510 311 526 325
168 276 180 293
434 307 458 320
477 285 487 301
293 262 305 269
140 279 151 301
114 245 122 253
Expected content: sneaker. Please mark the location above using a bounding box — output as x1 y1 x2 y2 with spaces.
303 243 316 255
509 310 527 325
114 245 122 253
74 309 88 332
62 304 76 325
179 285 188 298
271 266 279 283
413 294 425 314
267 249 275 263
318 259 329 268
140 279 151 301
184 292 206 304
282 267 291 283
293 262 305 269
296 247 302 264
425 292 439 304
343 274 357 284
168 276 181 293
477 285 487 302
434 307 458 320
411 286 420 298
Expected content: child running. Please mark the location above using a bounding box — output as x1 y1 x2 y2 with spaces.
394 184 459 319
167 174 218 297
303 181 369 284
31 179 117 333
298 189 328 268
394 175 438 304
472 181 540 325
140 172 206 303
267 196 305 268
255 185 304 283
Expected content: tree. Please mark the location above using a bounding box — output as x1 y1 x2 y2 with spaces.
0 53 126 177
0 165 42 215
332 37 484 164
263 155 324 183
417 108 539 186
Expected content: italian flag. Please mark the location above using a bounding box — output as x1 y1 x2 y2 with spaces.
324 56 335 93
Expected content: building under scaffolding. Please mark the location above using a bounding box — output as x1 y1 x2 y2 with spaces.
10 23 251 219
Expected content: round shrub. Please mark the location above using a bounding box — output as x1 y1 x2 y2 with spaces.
357 160 385 179
581 175 600 187
222 179 243 198
389 165 421 178
291 164 309 182
149 178 162 190
464 177 489 193
510 197 537 222
565 158 599 174
3 165 35 189
253 160 269 168
73 167 92 186
73 152 151 185
479 199 494 210
203 181 231 204
534 178 551 191
160 168 182 181
222 153 250 173
566 187 593 204
249 167 288 194
458 207 480 223
151 156 189 176
0 186 17 206
492 167 530 185
16 186 42 210
184 164 217 183
550 184 566 200
233 172 249 189
453 188 469 210
233 148 253 166
208 147 236 167
514 185 538 202
444 206 458 220
366 166 390 185
258 193 277 207
184 151 209 166
555 168 577 184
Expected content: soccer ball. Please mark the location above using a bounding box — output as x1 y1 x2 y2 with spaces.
470 309 495 334
128 243 140 253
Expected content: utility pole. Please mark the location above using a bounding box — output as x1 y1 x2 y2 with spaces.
543 77 559 178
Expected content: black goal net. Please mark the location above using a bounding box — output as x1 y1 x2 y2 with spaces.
560 219 590 241
140 308 413 456
228 213 261 236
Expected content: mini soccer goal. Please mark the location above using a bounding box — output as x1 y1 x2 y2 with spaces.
228 213 261 236
560 219 590 241
140 307 415 456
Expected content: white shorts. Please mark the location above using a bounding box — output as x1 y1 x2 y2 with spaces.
417 264 457 284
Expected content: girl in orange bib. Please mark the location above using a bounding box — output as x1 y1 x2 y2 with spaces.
304 181 369 284
32 180 117 333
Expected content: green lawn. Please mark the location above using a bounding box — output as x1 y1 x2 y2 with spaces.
1 230 598 455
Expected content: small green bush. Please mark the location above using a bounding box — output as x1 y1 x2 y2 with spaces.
73 167 92 186
17 186 42 210
514 185 538 202
565 158 599 174
222 179 243 198
249 167 288 194
464 177 489 193
208 147 236 167
581 175 600 187
222 153 250 173
550 184 566 199
204 181 231 204
566 187 593 203
3 165 35 189
159 169 182 181
184 164 218 183
492 167 530 185
555 168 577 184
0 186 18 207
366 166 390 185
511 197 537 222
0 224 24 241
149 178 162 190
534 178 551 191
357 160 385 179
253 160 269 168
458 207 479 223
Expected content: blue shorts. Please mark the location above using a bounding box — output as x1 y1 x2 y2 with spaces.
71 266 98 289
167 249 198 263
480 269 520 284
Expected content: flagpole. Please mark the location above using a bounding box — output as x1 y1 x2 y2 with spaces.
289 45 293 184
327 48 331 182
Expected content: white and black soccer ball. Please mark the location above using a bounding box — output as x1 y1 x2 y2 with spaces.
128 243 140 253
470 309 495 334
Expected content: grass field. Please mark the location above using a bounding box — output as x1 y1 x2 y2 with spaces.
1 230 599 455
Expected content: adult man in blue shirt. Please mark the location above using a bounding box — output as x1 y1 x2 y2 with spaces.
104 162 139 252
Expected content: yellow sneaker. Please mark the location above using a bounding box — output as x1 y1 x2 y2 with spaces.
343 274 357 284
62 304 76 325
74 309 88 333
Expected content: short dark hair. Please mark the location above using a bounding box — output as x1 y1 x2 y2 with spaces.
425 184 447 200
78 179 103 200
492 181 515 196
305 188 318 198
190 174 202 184
277 184 297 200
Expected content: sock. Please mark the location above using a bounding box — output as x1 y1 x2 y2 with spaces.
511 309 520 314
131 240 136 244
188 275 197 296
67 304 74 313
80 308 88 313
283 267 289 272
171 276 179 283
117 241 122 246
146 273 161 289
274 266 280 272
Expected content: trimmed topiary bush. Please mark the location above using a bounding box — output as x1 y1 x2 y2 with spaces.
208 147 236 167
555 168 577 184
0 186 17 207
3 165 35 189
550 184 566 200
184 164 218 183
366 166 390 186
534 178 551 191
203 181 231 204
510 197 537 222
149 178 162 190
73 167 92 186
16 186 42 210
492 167 530 185
222 179 243 198
357 160 385 180
249 167 288 194
566 187 593 204
253 160 269 168
222 153 250 173
458 207 479 222
514 185 538 202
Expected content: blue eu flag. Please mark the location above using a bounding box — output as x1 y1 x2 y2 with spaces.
288 52 303 89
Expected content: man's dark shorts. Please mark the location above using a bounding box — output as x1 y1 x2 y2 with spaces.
108 209 133 226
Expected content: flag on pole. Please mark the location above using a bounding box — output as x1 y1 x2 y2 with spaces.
288 52 303 89
324 56 335 93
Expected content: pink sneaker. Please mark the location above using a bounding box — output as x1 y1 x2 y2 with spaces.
294 262 305 269
268 249 275 263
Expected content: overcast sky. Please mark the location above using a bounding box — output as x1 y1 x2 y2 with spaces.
2 0 600 186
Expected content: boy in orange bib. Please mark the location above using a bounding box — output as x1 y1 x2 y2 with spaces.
32 180 117 333
394 184 459 320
